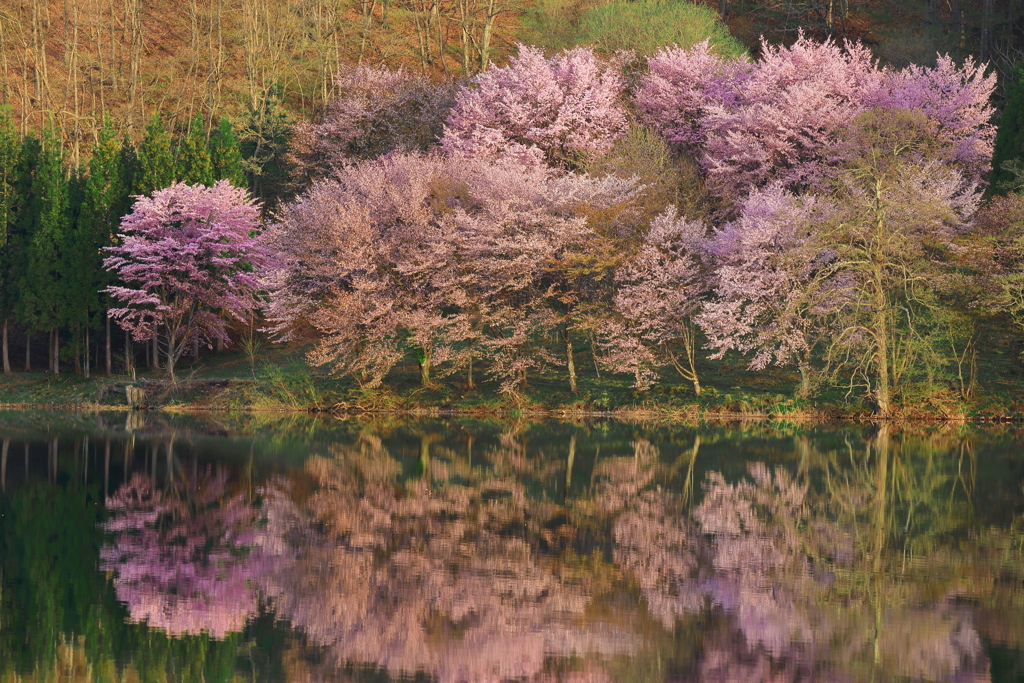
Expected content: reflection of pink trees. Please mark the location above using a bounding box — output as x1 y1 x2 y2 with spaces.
101 471 268 638
259 437 636 682
613 460 991 682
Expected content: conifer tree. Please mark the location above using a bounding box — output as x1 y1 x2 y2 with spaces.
0 109 21 375
209 117 246 188
991 63 1024 192
9 137 40 371
176 113 214 186
17 126 69 376
71 117 126 376
134 114 175 195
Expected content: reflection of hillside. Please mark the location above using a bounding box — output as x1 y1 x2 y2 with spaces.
259 435 638 682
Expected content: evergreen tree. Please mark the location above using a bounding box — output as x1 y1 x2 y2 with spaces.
209 116 246 188
17 126 70 375
9 137 41 371
0 108 21 374
176 113 214 185
992 63 1024 193
68 117 127 377
134 114 175 195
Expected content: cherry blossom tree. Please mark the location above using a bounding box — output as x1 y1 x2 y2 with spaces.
103 181 268 382
442 45 628 169
637 35 996 206
600 208 712 394
698 184 835 397
872 55 996 184
700 110 981 414
264 152 640 394
288 65 460 188
263 154 481 388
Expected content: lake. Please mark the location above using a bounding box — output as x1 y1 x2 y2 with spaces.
1 410 1022 682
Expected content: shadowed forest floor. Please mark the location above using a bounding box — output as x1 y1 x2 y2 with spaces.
3 321 1024 420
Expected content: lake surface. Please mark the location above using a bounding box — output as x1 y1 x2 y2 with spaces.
1 411 1023 682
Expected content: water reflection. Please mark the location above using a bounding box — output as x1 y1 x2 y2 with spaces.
0 414 1022 681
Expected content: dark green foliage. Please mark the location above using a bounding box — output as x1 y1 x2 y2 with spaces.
64 117 128 345
992 63 1024 193
239 86 293 208
176 113 215 186
209 116 247 188
134 114 176 195
17 126 69 335
0 108 23 323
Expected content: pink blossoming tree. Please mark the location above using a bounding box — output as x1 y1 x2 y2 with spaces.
264 152 640 394
637 35 995 205
600 208 712 393
103 181 268 382
697 184 835 396
442 45 628 168
289 65 460 187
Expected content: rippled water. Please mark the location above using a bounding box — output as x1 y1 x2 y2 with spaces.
1 411 1023 682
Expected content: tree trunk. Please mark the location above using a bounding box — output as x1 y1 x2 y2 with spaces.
54 328 59 377
166 328 176 383
419 347 431 385
564 326 578 394
873 297 892 417
467 350 475 390
153 333 160 369
105 314 111 376
2 319 10 374
84 327 91 378
798 363 812 398
25 333 30 371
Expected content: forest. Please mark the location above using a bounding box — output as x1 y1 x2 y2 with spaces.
2 0 1024 417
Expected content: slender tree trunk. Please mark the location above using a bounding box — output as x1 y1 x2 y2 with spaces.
467 350 475 390
105 314 111 376
152 333 160 369
564 326 578 394
53 328 59 377
2 319 10 374
25 333 30 371
166 328 176 383
84 327 90 378
1 438 8 491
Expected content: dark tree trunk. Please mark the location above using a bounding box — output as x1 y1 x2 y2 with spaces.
2 319 10 375
106 314 112 377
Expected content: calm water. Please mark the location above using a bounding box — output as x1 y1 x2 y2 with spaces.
1 411 1023 682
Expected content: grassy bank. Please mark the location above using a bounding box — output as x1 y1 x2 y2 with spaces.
3 337 1024 421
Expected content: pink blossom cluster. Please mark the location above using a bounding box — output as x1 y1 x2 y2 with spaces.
442 45 628 168
637 35 996 202
103 181 268 373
